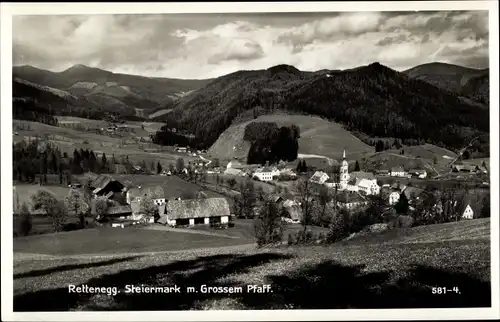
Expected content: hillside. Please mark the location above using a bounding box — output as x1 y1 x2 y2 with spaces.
403 62 489 105
12 64 211 118
13 218 490 310
208 114 373 161
156 62 489 154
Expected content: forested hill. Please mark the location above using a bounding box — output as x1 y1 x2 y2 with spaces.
154 62 489 153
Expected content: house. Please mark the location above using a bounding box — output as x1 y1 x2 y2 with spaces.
381 186 401 205
401 186 425 203
410 169 427 179
226 160 246 170
324 177 337 188
253 167 280 182
452 164 479 173
336 192 368 210
126 186 166 206
309 171 330 185
160 170 172 176
377 169 390 176
281 199 302 223
175 147 187 153
90 175 125 198
279 168 297 178
157 197 231 227
390 166 406 177
461 204 474 219
356 178 380 195
224 167 244 176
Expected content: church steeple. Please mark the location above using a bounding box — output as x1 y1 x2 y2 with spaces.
343 149 346 159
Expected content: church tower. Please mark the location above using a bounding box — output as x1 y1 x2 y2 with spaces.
339 149 350 190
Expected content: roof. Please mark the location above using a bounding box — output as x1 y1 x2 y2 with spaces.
106 205 132 215
336 192 367 204
283 204 302 221
391 166 405 172
165 197 231 220
91 175 113 189
268 194 283 203
377 169 390 173
224 168 243 176
350 171 375 180
127 187 147 200
357 178 376 189
402 186 425 199
310 171 329 182
227 160 245 169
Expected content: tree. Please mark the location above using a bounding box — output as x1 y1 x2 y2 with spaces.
394 192 409 215
480 193 490 218
317 185 331 225
94 196 110 221
239 179 257 218
65 189 90 228
157 162 163 174
375 140 384 152
296 179 314 233
31 190 67 232
326 208 350 243
354 160 360 171
140 191 158 217
168 163 175 173
101 153 108 172
253 200 285 247
17 202 32 237
228 178 237 190
176 158 185 174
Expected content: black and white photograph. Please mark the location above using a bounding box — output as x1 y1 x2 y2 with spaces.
1 1 499 320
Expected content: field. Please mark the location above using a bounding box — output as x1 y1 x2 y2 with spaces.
13 120 191 166
208 114 374 161
13 218 490 311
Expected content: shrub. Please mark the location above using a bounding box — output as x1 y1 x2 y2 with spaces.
287 232 295 246
396 215 414 228
17 214 32 237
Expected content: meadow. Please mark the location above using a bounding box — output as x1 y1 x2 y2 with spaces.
13 218 491 311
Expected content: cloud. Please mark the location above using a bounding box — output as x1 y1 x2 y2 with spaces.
12 11 489 79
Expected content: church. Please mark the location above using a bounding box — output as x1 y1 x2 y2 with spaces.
335 150 380 196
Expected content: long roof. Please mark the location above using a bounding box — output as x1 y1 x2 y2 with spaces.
165 197 231 220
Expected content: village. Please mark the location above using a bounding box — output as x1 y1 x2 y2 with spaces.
13 140 489 235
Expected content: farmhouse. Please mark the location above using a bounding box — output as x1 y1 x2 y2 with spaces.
381 186 401 205
175 147 187 153
253 167 280 182
126 186 166 206
157 197 231 227
452 164 479 173
309 171 330 184
390 166 406 177
376 169 390 176
461 204 475 219
89 175 125 199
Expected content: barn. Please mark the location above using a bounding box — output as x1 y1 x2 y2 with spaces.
157 198 231 227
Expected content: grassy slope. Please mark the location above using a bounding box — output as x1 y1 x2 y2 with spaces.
13 218 491 310
12 120 193 165
208 114 373 161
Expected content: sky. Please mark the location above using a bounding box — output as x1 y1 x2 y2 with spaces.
13 11 489 79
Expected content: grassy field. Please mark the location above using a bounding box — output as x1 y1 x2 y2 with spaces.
13 226 252 256
208 114 374 161
13 218 491 311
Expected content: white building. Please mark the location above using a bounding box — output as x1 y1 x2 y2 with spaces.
339 150 350 190
391 166 406 177
254 167 280 182
389 191 401 205
357 178 380 195
462 204 474 219
309 171 330 185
